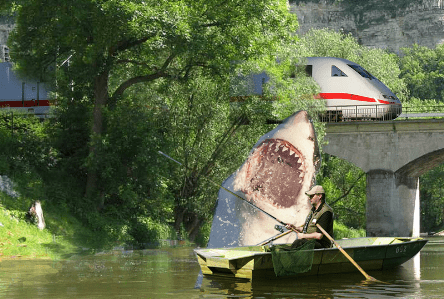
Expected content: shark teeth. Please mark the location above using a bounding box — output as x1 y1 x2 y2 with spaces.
246 138 307 209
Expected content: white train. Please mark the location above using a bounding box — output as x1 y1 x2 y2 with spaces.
241 57 402 121
305 57 401 121
0 62 52 116
1 57 402 121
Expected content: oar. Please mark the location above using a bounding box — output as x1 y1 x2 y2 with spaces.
158 151 295 229
316 223 386 283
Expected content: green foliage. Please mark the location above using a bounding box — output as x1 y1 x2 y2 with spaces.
158 75 274 239
0 192 96 259
8 0 304 243
317 154 366 229
400 44 444 102
398 44 444 233
194 221 212 247
334 221 365 239
420 163 444 232
9 0 298 93
128 217 176 246
401 97 444 115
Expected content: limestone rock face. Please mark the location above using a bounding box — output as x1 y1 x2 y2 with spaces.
291 0 444 52
0 15 14 61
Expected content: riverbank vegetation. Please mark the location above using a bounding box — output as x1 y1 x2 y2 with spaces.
0 3 443 257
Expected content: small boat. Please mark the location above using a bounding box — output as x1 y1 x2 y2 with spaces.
194 237 428 280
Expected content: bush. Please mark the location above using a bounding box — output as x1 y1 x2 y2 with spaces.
128 217 176 247
334 221 366 239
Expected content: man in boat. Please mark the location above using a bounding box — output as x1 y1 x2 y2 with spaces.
285 185 333 249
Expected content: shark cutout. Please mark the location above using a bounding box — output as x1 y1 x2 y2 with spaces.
207 111 321 248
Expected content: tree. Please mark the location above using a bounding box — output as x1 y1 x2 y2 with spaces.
420 163 444 232
9 0 298 207
317 154 366 229
400 43 444 102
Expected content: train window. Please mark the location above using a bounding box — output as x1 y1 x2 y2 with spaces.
348 64 376 80
305 65 312 77
331 66 347 77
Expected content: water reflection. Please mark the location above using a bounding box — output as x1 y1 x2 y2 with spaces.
200 271 420 299
1 238 444 298
0 248 201 299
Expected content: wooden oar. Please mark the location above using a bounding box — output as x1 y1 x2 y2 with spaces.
316 223 386 283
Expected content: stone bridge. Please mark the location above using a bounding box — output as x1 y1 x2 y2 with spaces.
324 119 444 237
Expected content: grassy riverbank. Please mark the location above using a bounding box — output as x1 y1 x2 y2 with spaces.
0 198 103 260
0 193 365 261
0 188 112 260
0 206 80 260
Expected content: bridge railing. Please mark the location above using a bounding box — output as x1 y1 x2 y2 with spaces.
397 105 444 119
321 104 402 122
322 104 444 122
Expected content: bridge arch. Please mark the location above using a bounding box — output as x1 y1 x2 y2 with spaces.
324 119 444 237
396 148 444 177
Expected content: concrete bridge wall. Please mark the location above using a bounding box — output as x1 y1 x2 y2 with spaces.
324 119 444 237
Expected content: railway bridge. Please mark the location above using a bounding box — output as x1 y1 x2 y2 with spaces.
324 119 444 237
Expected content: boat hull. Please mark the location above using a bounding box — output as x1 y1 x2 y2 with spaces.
194 237 428 280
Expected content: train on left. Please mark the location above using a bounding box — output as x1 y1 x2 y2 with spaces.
0 62 52 116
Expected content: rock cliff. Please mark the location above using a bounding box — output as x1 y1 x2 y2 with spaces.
0 15 14 61
291 0 444 52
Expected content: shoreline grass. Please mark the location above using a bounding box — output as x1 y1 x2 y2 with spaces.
0 205 82 260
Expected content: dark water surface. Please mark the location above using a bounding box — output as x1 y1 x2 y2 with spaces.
1 237 444 298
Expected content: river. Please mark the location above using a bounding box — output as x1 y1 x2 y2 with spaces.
1 237 443 298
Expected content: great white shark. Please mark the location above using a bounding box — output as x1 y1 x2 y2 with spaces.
207 110 320 248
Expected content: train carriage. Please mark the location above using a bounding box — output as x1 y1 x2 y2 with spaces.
306 57 402 121
244 57 402 121
0 62 52 116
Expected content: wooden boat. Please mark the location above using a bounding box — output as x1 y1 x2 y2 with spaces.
194 237 428 280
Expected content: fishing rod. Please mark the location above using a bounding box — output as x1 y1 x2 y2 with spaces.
157 150 291 227
256 230 294 246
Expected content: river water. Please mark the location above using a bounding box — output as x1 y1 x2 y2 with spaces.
1 237 444 298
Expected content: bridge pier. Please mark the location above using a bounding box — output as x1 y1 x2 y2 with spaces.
366 170 419 237
324 119 444 237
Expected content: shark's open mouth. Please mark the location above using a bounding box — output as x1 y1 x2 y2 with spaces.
240 138 306 209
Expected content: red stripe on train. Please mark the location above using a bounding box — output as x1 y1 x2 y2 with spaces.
319 93 378 103
0 100 52 108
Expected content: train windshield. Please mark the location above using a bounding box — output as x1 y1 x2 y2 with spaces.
348 64 376 80
331 66 347 77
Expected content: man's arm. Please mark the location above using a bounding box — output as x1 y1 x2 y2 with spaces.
289 211 333 241
285 223 303 233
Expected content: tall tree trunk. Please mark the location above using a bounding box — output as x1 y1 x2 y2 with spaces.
85 71 109 208
174 206 185 239
187 214 202 242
